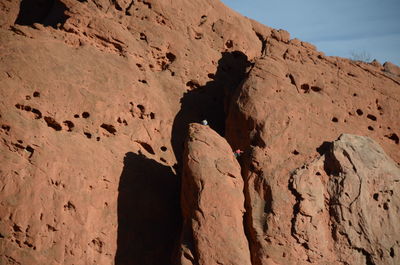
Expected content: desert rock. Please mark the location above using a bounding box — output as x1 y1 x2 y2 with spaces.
0 0 399 265
178 123 251 265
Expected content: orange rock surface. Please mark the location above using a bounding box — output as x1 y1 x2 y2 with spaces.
0 1 399 265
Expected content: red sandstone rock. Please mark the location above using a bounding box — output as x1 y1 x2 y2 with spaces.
225 24 400 265
0 0 399 265
178 123 251 265
384 61 400 76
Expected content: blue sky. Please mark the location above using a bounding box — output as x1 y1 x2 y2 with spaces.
220 0 400 65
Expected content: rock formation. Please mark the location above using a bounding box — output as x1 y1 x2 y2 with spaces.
178 123 251 265
0 0 399 265
290 134 400 265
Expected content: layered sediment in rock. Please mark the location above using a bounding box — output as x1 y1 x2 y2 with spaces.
178 123 251 265
1 0 399 265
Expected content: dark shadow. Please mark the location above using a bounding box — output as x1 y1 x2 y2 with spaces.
115 152 181 265
171 51 251 171
316 141 332 156
316 141 342 176
15 0 69 28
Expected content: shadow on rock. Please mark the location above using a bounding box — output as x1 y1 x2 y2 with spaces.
115 152 180 265
15 0 69 27
171 51 251 171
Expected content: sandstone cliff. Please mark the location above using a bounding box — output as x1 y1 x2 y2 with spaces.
0 0 399 265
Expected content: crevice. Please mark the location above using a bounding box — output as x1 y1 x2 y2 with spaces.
288 172 302 243
125 1 135 16
171 51 250 173
254 31 267 56
354 247 375 265
241 155 260 265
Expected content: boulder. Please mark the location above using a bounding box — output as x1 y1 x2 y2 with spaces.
178 123 251 265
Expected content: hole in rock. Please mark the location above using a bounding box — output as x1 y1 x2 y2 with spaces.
160 157 167 163
390 247 395 258
150 112 155 119
84 132 92 139
332 117 338 123
139 32 147 41
356 109 363 116
33 91 40 97
367 114 377 121
100 123 117 135
13 224 22 232
199 15 207 26
160 146 167 152
311 86 322 92
26 95 31 100
137 105 145 113
96 137 100 141
172 51 250 171
383 202 389 210
225 40 233 48
195 32 203 39
26 146 34 157
186 80 200 90
63 120 74 131
136 141 155 155
138 79 147 84
31 108 42 119
116 152 180 264
368 126 374 131
301 83 310 92
373 193 379 201
44 116 62 131
166 52 176 63
353 93 358 97
82 112 90 118
74 114 79 118
24 105 32 111
292 150 299 155
15 0 69 28
1 125 11 131
385 133 399 144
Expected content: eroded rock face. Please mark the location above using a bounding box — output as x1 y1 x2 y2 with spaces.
0 1 260 264
291 134 400 265
1 0 400 265
178 123 251 265
225 20 400 265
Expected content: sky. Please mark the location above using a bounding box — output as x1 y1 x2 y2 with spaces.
220 0 400 65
